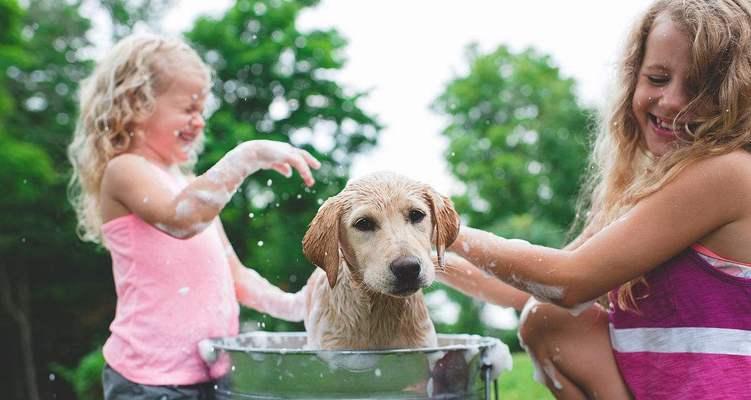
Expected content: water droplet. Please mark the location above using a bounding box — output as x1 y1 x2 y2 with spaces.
257 241 264 247
248 212 255 218
375 368 382 377
267 179 273 186
49 373 55 381
296 194 302 199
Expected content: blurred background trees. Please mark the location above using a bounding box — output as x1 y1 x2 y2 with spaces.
1 0 591 398
434 44 592 246
429 44 592 344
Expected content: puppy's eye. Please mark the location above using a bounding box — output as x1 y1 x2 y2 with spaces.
409 209 426 224
353 217 376 232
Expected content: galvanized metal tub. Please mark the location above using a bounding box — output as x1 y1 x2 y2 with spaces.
200 331 512 399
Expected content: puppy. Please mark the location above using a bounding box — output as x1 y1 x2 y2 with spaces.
301 171 459 350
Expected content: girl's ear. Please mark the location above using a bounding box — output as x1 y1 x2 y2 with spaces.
423 187 460 269
302 195 343 288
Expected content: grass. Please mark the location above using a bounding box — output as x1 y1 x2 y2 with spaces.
496 352 554 400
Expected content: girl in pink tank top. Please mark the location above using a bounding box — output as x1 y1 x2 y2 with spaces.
68 33 320 397
436 1 751 398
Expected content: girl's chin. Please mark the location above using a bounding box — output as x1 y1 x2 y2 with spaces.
645 138 674 157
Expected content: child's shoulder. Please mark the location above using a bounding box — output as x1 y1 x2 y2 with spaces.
679 149 751 194
691 149 751 177
102 154 159 188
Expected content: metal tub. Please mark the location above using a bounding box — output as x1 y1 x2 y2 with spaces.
200 332 511 399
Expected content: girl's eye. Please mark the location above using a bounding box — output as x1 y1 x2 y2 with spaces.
647 75 669 85
353 218 376 232
409 209 426 224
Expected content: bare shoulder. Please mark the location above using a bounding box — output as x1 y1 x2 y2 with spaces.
674 150 751 195
103 153 149 181
690 151 751 258
101 154 157 194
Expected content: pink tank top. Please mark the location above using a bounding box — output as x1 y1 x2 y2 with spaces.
101 165 239 385
609 248 751 399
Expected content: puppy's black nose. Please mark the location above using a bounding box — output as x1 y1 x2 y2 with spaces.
390 256 421 283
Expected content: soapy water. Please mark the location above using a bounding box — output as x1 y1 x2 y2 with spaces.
509 273 565 303
199 332 513 399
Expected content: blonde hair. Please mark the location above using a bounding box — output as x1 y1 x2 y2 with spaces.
67 33 212 243
577 0 751 310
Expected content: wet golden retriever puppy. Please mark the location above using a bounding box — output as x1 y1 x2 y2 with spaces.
301 171 459 350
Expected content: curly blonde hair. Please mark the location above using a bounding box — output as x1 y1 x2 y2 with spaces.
67 33 212 243
576 0 751 310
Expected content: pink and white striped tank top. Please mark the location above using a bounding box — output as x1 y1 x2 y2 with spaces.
609 247 751 399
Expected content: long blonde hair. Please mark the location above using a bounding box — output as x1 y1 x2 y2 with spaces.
577 0 751 310
67 34 212 243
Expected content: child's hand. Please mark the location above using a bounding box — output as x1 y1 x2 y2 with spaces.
243 140 321 187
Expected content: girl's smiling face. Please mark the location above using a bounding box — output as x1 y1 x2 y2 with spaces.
133 74 208 167
632 14 695 157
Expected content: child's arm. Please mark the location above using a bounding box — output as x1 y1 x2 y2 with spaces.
447 153 749 308
215 222 307 322
437 252 530 310
437 214 597 310
102 140 320 239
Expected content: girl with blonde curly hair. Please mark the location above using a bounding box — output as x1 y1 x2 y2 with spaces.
440 0 751 398
68 33 320 399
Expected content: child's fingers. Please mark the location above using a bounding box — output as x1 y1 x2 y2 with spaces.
272 163 293 178
283 152 316 187
300 149 321 169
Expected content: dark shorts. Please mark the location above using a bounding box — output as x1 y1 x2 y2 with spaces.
102 364 217 400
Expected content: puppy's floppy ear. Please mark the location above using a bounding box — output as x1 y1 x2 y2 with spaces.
423 187 460 269
302 195 342 288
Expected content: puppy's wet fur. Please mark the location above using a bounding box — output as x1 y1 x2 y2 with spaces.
302 172 459 350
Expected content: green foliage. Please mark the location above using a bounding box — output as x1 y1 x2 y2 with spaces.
0 135 56 249
3 1 380 398
0 0 27 118
50 347 105 400
98 0 173 39
431 44 593 346
433 44 593 242
186 0 380 328
497 353 554 399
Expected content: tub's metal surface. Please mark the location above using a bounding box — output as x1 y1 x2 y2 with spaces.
201 332 511 399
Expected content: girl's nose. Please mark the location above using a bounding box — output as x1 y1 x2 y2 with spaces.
658 83 690 113
190 112 205 129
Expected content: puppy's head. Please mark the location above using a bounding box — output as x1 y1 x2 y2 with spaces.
302 172 459 296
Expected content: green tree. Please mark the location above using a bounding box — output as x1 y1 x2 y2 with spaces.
1 1 112 399
2 0 380 398
0 1 58 399
98 0 173 40
186 0 380 328
430 44 592 339
433 44 592 247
